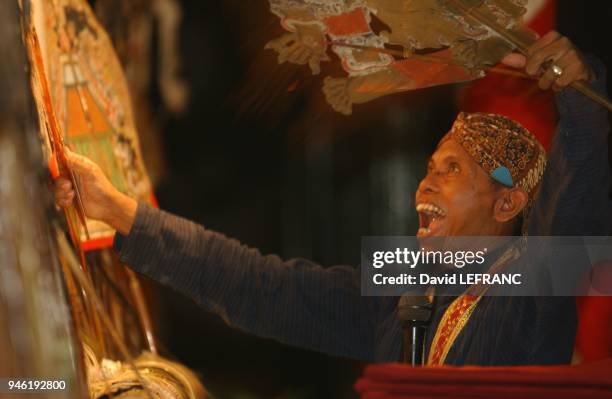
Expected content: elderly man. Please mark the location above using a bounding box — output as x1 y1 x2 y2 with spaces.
54 31 609 365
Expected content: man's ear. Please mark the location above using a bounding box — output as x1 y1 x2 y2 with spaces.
493 188 529 223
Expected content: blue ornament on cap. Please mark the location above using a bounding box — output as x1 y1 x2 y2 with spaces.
491 166 513 187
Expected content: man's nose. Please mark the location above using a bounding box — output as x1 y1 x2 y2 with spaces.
417 173 441 195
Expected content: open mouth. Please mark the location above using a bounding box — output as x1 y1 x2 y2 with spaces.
416 202 447 237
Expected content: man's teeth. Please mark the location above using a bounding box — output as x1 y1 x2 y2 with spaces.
416 203 446 217
418 227 431 235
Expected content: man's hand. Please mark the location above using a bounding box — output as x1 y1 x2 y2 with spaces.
53 151 137 235
501 31 595 91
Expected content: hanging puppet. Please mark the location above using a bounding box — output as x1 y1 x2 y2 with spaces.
30 0 154 248
24 0 209 397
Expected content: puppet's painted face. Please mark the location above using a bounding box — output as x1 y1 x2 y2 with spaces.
415 139 501 237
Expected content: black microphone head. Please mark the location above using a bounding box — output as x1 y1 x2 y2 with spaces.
397 295 433 323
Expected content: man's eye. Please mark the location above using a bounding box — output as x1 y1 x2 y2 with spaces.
448 162 460 175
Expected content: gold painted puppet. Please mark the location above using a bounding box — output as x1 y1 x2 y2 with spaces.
266 0 529 114
25 0 208 397
31 0 153 248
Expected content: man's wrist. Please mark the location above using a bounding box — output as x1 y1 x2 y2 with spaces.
105 192 137 236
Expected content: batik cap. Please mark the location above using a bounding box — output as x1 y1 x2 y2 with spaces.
445 112 547 201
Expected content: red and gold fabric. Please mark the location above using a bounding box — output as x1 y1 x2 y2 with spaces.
427 294 484 366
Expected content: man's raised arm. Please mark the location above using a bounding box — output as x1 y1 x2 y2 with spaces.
53 154 381 361
528 56 609 236
500 32 612 236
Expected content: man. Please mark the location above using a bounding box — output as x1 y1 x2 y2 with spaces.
54 31 610 365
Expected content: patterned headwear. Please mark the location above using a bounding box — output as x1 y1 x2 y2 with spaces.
444 112 547 201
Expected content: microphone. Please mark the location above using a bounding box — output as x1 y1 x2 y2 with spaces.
397 294 434 366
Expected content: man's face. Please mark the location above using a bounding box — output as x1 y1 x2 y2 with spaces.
415 139 502 237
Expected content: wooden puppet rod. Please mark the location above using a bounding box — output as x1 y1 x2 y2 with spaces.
26 26 91 238
57 231 155 399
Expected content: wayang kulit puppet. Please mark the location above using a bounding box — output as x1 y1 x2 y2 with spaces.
22 0 208 397
265 0 612 114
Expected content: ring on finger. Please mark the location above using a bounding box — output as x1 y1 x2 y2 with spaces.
551 64 564 79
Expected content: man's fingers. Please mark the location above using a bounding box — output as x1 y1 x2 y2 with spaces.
54 178 73 197
55 177 72 190
538 68 556 90
525 37 570 76
56 189 75 208
64 190 75 202
64 150 90 173
523 31 593 92
527 30 561 57
58 198 74 208
55 188 74 201
551 51 583 89
500 53 526 69
524 29 541 41
53 177 73 207
524 32 572 76
536 49 569 90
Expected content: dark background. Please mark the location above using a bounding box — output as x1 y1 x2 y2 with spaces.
101 1 612 398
